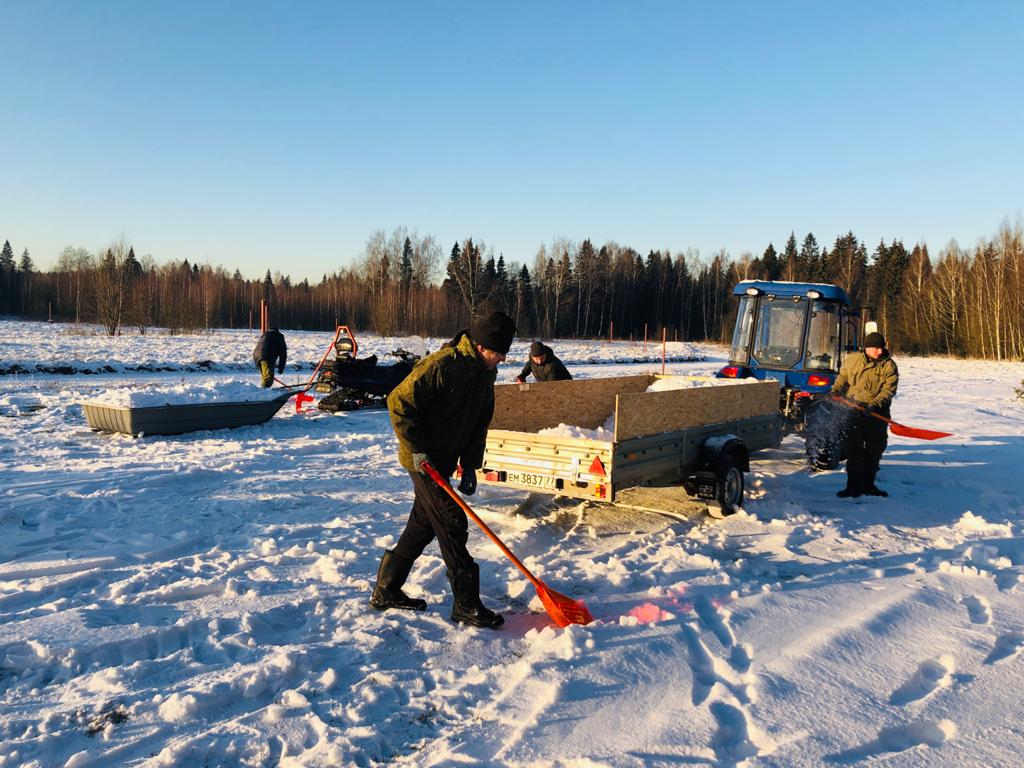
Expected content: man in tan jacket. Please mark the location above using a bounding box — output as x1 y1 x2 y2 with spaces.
831 331 900 498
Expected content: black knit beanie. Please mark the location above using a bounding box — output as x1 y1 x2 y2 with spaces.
470 311 517 354
863 331 886 349
529 341 546 357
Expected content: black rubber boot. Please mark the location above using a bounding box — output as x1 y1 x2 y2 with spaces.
370 550 427 611
861 470 888 497
448 564 504 629
837 470 863 498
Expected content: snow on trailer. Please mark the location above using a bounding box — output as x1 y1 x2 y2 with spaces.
480 374 781 515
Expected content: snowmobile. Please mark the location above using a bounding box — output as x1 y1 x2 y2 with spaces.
311 326 422 412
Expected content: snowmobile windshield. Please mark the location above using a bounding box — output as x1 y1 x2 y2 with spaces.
752 297 805 369
805 300 841 371
729 296 756 363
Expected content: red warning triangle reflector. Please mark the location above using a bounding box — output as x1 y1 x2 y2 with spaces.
589 455 606 476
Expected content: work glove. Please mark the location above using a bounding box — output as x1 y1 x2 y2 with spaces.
411 452 431 474
458 469 477 496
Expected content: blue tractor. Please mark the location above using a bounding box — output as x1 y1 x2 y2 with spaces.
716 280 871 468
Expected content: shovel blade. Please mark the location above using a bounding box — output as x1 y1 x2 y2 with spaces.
889 422 952 440
536 582 594 627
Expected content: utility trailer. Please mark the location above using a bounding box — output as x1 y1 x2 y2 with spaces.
478 375 781 517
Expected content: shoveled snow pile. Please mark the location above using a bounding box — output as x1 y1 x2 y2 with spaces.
536 376 760 440
84 381 288 408
645 375 763 392
537 419 615 441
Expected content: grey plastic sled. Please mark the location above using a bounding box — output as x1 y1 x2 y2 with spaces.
82 392 292 437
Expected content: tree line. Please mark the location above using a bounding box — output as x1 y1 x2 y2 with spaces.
1 218 1021 360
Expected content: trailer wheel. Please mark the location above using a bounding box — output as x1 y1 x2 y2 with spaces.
715 457 745 514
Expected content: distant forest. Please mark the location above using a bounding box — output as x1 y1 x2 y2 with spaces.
1 219 1022 360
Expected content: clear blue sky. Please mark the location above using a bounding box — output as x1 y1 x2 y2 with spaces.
2 1 1022 282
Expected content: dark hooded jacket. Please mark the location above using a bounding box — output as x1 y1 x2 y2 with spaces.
387 331 496 477
518 343 572 382
831 349 899 416
253 329 287 371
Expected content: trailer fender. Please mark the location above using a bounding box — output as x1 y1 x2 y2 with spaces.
698 434 749 472
682 435 749 515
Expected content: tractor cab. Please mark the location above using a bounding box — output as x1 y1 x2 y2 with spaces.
717 280 864 423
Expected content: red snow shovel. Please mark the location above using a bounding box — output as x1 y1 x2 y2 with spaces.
421 461 594 628
832 396 953 440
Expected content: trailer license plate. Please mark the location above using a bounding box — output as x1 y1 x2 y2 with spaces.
506 471 559 490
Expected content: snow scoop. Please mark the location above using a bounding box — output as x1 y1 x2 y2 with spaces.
832 396 953 440
421 461 594 628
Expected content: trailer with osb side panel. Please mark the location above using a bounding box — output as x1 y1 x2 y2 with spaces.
476 375 781 517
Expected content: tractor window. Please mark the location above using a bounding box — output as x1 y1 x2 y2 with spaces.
729 296 756 363
805 300 840 371
752 298 804 368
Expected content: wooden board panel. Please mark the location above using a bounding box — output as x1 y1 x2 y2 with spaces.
491 375 654 433
614 380 779 441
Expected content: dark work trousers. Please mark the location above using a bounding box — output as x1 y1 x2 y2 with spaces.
392 471 475 571
842 411 889 486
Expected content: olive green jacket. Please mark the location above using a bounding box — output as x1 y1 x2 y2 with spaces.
387 331 496 476
831 350 899 415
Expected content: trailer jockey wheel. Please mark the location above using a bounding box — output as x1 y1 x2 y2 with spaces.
712 457 745 516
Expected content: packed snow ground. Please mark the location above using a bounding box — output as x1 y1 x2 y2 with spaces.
2 321 1023 767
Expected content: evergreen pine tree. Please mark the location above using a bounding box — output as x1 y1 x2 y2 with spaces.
0 240 14 272
799 233 820 281
782 233 799 281
516 263 533 333
761 243 780 280
0 241 14 312
399 237 414 289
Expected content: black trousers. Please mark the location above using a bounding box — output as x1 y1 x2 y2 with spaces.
392 471 475 571
843 411 888 485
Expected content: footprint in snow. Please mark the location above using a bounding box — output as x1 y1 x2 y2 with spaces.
983 631 1024 665
889 656 954 706
709 701 768 765
694 593 737 650
960 595 992 625
826 718 957 763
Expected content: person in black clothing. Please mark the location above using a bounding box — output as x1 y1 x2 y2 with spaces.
516 341 572 383
253 328 287 387
371 311 517 630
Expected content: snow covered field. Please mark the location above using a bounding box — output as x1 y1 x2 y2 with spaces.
2 320 1023 767
0 321 704 376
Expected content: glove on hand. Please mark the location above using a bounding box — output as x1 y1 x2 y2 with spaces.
411 452 431 474
458 469 477 496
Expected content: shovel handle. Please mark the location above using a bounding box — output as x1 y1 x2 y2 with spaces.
421 461 544 591
830 395 952 440
830 394 889 421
